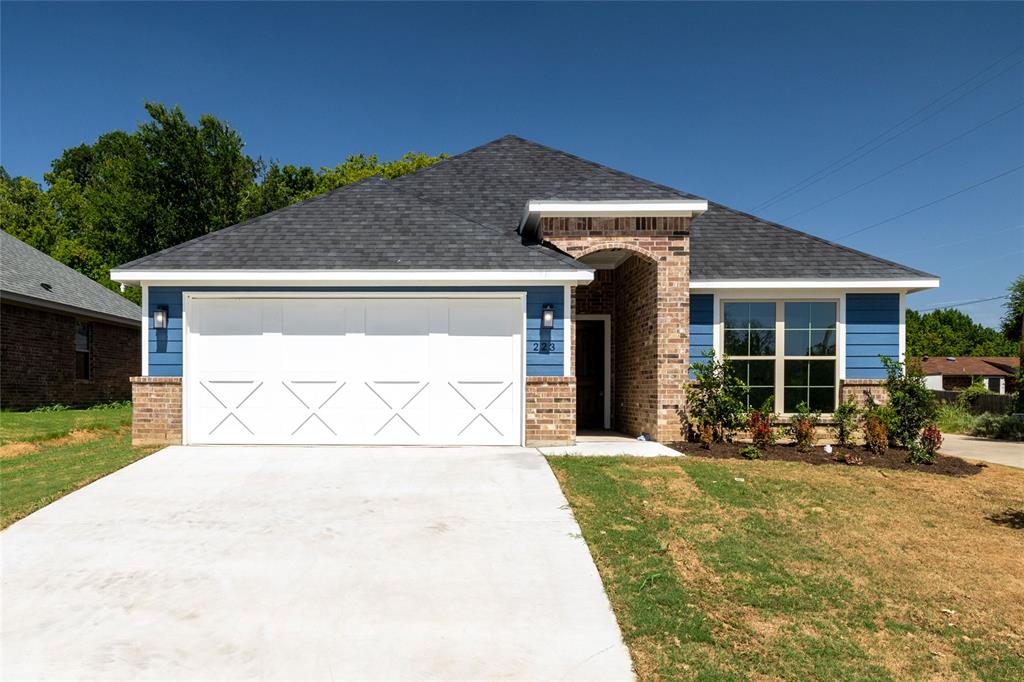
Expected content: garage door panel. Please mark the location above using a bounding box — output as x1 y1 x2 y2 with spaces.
187 297 522 445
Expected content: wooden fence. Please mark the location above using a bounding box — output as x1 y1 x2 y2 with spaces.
931 390 1014 414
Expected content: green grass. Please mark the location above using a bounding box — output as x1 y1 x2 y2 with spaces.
0 406 156 528
549 456 1024 681
934 402 978 435
0 405 132 444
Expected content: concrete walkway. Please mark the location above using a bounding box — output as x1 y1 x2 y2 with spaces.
1 446 633 681
940 433 1024 470
538 431 681 457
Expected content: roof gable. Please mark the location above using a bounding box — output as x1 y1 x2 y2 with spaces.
1 231 140 324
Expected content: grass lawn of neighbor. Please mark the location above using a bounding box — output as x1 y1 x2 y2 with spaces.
1 405 159 528
549 455 1024 681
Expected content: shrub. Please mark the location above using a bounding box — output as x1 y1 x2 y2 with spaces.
788 401 820 451
86 400 132 411
699 424 714 450
843 450 864 466
973 413 1024 441
832 399 860 447
686 350 747 444
957 379 993 411
746 397 777 451
739 445 762 460
920 425 943 457
881 356 936 449
906 442 935 465
864 413 888 456
870 405 899 446
30 404 69 413
935 402 977 434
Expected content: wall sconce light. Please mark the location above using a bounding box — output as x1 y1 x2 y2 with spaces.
154 306 168 330
541 304 555 329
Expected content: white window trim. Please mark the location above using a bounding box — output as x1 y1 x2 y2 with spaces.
141 285 149 378
563 285 572 378
576 314 612 430
717 297 842 415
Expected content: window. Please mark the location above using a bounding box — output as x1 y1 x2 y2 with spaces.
987 377 1001 393
75 321 91 380
723 302 776 409
722 300 838 413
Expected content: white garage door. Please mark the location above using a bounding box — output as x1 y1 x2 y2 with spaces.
185 296 523 446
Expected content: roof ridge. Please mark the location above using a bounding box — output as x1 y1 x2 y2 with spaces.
703 202 938 279
115 175 384 270
381 180 589 271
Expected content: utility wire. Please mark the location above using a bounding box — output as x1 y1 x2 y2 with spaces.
944 249 1024 273
749 45 1024 212
836 163 1024 240
887 224 1024 256
783 100 1024 221
916 295 1008 312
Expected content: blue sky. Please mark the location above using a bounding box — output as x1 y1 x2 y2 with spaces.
2 1 1022 327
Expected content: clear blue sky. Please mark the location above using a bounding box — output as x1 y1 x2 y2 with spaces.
3 1 1022 328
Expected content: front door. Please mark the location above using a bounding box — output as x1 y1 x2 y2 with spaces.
576 320 606 430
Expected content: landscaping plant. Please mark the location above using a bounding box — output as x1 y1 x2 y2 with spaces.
863 411 888 456
685 350 746 444
957 378 992 412
831 399 859 447
739 444 762 459
881 356 937 449
920 424 943 459
746 397 777 451
788 401 820 451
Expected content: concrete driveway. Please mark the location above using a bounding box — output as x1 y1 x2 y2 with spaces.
940 433 1024 469
1 446 633 681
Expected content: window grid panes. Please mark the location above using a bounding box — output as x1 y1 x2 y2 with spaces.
724 302 775 357
75 321 90 381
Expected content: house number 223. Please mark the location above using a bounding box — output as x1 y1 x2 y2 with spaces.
532 341 557 353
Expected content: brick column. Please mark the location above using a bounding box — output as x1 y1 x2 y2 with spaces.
130 376 182 446
525 376 576 446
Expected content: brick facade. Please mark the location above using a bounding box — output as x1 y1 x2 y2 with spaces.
839 379 888 409
0 301 139 410
524 376 576 446
130 376 182 446
542 216 691 442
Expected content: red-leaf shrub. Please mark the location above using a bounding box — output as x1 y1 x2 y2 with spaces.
746 409 776 451
920 425 943 457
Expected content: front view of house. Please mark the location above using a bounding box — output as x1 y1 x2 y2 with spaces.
111 136 939 447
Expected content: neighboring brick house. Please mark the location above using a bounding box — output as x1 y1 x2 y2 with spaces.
921 356 1019 394
109 135 939 447
1 231 141 410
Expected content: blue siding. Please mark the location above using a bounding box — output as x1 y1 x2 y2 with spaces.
846 293 900 379
689 294 714 379
147 286 566 377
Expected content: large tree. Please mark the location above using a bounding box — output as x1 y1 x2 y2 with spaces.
906 307 1016 357
1 103 445 302
1002 274 1024 347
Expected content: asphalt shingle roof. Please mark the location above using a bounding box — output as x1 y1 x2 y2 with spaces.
116 177 585 271
1 231 141 324
114 134 934 281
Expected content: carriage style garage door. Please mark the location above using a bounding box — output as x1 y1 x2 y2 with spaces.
185 296 523 446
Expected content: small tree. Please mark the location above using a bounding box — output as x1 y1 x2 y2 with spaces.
832 399 860 447
686 350 746 444
881 356 936 448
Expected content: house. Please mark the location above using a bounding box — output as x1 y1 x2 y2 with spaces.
1 231 141 410
921 356 1019 394
110 135 939 447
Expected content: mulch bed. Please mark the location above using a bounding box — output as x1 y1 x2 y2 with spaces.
666 440 984 477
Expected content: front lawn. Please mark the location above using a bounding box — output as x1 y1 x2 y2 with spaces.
0 406 157 528
549 455 1024 681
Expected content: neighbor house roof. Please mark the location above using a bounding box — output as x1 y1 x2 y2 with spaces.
112 134 936 282
1 230 141 325
919 356 1020 377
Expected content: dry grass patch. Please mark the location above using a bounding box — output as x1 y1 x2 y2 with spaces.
549 455 1024 681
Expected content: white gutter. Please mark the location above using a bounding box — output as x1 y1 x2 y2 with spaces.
525 199 709 218
691 278 940 293
110 269 595 287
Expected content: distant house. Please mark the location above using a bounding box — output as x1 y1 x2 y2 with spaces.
1 231 141 410
920 356 1020 394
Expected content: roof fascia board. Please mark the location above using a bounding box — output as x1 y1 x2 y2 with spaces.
526 199 709 218
0 290 141 327
692 279 939 293
111 269 595 287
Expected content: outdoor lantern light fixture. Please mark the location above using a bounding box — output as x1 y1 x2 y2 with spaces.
153 306 168 330
541 304 555 329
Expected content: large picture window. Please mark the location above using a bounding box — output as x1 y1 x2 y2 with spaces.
721 300 838 413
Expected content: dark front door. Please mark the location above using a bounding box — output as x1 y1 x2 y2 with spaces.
576 320 606 430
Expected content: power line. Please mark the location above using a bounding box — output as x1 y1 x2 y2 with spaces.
916 295 1008 312
836 163 1024 240
944 249 1024 273
783 100 1024 221
749 45 1024 212
887 224 1023 256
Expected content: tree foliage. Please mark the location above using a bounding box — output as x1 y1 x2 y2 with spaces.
1002 274 1024 346
1 103 445 302
906 307 1016 357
